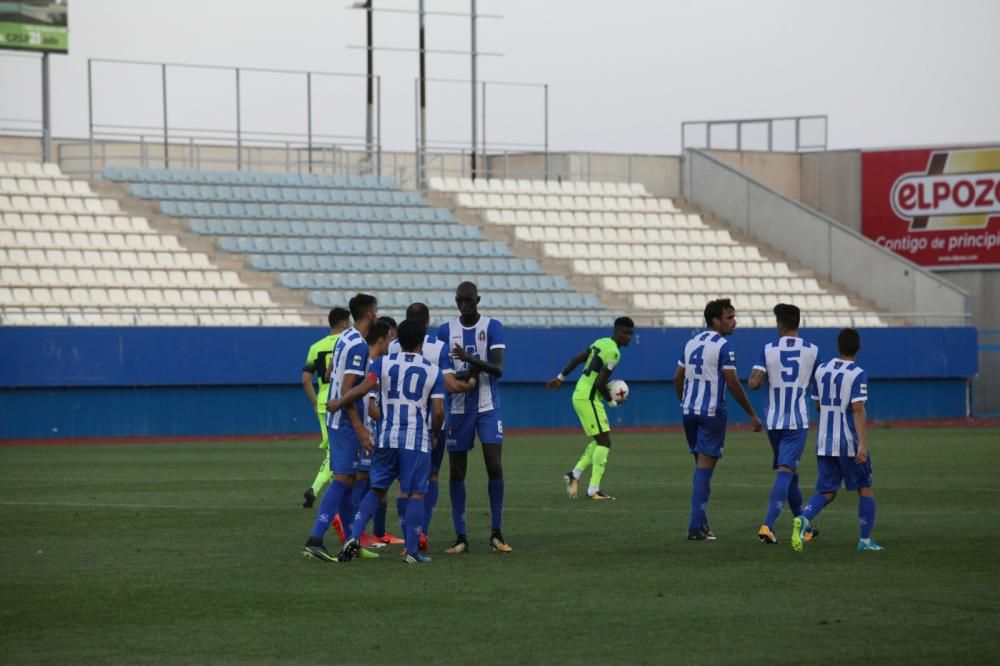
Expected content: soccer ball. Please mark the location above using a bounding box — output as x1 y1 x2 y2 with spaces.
608 379 629 405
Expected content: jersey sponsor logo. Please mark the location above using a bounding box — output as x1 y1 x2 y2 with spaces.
479 329 486 342
859 384 868 394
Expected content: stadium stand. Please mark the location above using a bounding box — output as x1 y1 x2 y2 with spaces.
103 166 613 327
428 176 888 328
0 162 306 326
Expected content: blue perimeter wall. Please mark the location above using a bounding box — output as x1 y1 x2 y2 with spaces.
0 326 978 439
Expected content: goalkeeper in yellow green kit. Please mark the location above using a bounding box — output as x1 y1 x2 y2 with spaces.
301 307 351 509
547 317 635 500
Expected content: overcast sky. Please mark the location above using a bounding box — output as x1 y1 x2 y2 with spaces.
2 0 998 155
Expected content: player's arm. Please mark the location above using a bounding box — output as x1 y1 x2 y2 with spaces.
453 344 504 378
367 394 381 422
340 373 373 451
748 368 767 390
301 369 317 409
673 364 685 400
431 396 445 435
326 373 379 414
723 368 763 432
852 401 868 464
595 365 616 404
547 347 590 389
444 373 477 393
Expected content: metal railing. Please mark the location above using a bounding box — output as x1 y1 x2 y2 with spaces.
681 114 828 153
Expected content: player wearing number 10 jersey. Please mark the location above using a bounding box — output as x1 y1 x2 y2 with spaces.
673 299 763 541
748 303 820 545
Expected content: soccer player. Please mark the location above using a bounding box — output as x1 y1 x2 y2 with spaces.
748 303 820 545
389 302 476 551
300 307 350 509
377 315 398 342
332 319 446 564
673 298 763 541
547 316 635 500
792 328 883 553
349 321 392 549
438 281 511 554
302 293 379 563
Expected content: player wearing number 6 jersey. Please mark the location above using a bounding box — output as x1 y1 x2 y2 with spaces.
673 298 762 541
792 328 883 553
547 317 635 501
748 303 821 545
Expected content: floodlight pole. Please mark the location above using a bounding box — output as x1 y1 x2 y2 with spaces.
365 0 374 173
41 52 51 163
470 0 478 180
418 0 427 188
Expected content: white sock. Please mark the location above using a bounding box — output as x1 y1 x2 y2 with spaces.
588 486 599 496
860 537 870 544
572 468 583 480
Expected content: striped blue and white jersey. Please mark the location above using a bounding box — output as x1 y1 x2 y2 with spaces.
678 330 736 417
752 336 821 430
438 316 505 415
812 359 868 457
367 352 445 453
325 327 369 431
388 334 451 370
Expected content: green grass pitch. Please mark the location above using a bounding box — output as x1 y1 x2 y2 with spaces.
2 427 999 664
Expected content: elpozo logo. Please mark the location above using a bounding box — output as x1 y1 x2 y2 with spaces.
890 148 1000 231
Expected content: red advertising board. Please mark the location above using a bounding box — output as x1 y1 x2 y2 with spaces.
862 146 1000 268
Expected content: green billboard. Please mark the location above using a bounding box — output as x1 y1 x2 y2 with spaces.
0 1 68 53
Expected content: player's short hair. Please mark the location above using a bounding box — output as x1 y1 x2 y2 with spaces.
838 328 862 356
328 307 350 329
773 303 801 330
366 322 390 346
348 293 377 321
396 319 426 352
704 298 734 326
405 302 431 326
377 315 398 332
614 316 635 329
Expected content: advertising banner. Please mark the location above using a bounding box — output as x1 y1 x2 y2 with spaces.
861 146 1000 268
0 0 68 53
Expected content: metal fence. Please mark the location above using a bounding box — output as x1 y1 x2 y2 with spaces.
681 114 828 153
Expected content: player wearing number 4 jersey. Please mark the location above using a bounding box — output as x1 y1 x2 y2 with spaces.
673 299 763 541
792 328 883 553
548 317 635 500
749 303 820 545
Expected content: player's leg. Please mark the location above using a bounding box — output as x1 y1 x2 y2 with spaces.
421 430 447 545
400 449 432 563
303 429 357 560
339 450 396 562
760 429 807 543
587 432 614 500
566 399 599 498
304 414 332 507
849 455 881 551
687 414 725 540
478 410 511 552
444 415 475 553
792 456 841 552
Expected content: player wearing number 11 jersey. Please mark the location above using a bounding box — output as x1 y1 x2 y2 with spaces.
673 298 762 541
748 303 820 545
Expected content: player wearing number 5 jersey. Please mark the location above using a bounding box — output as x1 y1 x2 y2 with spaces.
748 303 821 545
673 298 762 541
547 317 635 501
792 328 883 553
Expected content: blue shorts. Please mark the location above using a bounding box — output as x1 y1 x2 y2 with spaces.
369 448 431 496
682 411 727 459
356 446 372 473
329 427 361 476
430 430 447 473
446 409 504 452
815 454 873 493
767 429 808 471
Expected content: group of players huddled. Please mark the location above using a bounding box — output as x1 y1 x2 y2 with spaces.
300 286 881 565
